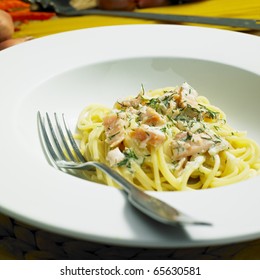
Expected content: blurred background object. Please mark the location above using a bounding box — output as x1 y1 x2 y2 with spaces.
137 0 172 9
70 0 97 10
98 0 136 11
0 0 55 22
0 5 35 50
26 0 195 12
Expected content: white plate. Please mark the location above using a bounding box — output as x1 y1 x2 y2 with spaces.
0 25 260 248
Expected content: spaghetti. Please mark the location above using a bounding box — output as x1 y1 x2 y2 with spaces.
75 82 260 191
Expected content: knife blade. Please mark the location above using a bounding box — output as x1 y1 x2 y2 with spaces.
53 6 260 30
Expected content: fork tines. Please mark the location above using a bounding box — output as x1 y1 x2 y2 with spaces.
37 112 85 164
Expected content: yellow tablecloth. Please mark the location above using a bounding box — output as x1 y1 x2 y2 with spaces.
14 0 260 39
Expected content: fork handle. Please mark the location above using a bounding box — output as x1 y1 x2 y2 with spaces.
58 161 135 193
58 160 211 225
90 162 136 193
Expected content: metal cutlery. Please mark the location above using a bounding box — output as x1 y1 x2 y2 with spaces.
37 111 211 226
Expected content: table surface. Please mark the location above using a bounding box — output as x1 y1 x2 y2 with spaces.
2 0 260 260
1 212 260 260
14 0 260 38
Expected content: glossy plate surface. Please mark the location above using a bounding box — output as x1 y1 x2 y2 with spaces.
0 25 259 247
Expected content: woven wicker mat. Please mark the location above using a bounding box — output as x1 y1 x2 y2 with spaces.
1 213 260 260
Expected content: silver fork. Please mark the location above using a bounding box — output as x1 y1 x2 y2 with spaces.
37 111 211 226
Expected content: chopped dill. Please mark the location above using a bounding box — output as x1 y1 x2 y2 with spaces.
117 149 138 168
199 104 219 119
108 131 120 140
161 94 174 107
141 83 145 95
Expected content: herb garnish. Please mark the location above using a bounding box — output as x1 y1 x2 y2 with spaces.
161 94 174 107
199 104 219 120
117 149 138 168
108 131 120 140
147 97 160 111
